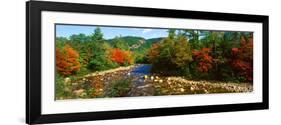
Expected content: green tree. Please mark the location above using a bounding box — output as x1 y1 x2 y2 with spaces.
148 30 193 75
112 36 129 50
91 27 104 42
172 36 193 68
69 33 90 43
183 30 201 49
55 37 68 49
88 42 118 71
67 34 92 66
88 28 118 71
168 29 176 39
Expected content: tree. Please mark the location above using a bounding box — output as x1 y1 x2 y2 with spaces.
56 44 81 76
110 48 134 65
147 43 160 64
91 27 104 42
192 48 213 73
168 29 176 39
182 29 201 49
88 42 117 71
69 33 90 43
67 34 92 66
87 28 118 71
110 48 125 64
123 50 134 65
112 36 129 50
231 36 253 81
172 36 193 68
148 30 193 75
55 37 68 49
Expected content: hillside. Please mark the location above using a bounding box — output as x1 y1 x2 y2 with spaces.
107 36 164 50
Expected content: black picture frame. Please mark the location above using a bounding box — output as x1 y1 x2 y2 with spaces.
26 1 269 124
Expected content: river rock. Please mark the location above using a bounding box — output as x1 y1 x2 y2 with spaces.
79 92 87 97
63 87 71 92
190 87 195 91
72 82 78 86
64 77 71 85
73 89 85 96
180 88 185 92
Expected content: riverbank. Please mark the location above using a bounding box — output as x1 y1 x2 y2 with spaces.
84 65 137 77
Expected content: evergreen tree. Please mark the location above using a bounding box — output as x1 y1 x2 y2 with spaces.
91 27 104 42
88 28 117 71
172 36 193 68
112 36 129 50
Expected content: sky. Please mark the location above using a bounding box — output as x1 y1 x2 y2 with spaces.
56 24 169 39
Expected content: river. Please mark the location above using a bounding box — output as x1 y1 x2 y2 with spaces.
131 64 152 75
130 64 152 86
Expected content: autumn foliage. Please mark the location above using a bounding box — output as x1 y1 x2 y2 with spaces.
110 48 134 65
146 35 193 76
123 50 134 65
147 43 160 63
231 36 253 81
192 48 213 72
56 44 81 76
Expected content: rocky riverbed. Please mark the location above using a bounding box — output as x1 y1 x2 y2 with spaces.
65 64 253 98
73 65 137 97
151 76 253 95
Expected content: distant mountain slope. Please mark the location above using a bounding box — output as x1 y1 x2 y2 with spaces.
146 37 164 44
106 36 164 50
107 36 144 46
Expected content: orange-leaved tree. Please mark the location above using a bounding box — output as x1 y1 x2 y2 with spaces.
110 48 134 65
56 44 81 76
110 48 125 64
123 50 134 65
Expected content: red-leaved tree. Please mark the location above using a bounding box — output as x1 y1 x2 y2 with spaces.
192 48 213 72
231 36 253 81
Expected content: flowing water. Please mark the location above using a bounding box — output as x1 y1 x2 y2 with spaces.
130 64 152 86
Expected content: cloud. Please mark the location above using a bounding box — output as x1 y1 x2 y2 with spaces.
132 28 153 34
142 29 152 34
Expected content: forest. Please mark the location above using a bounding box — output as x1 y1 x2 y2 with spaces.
55 26 253 100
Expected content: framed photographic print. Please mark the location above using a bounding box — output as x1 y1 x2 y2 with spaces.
26 1 269 124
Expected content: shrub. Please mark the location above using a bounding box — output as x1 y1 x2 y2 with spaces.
103 78 132 97
55 74 74 100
